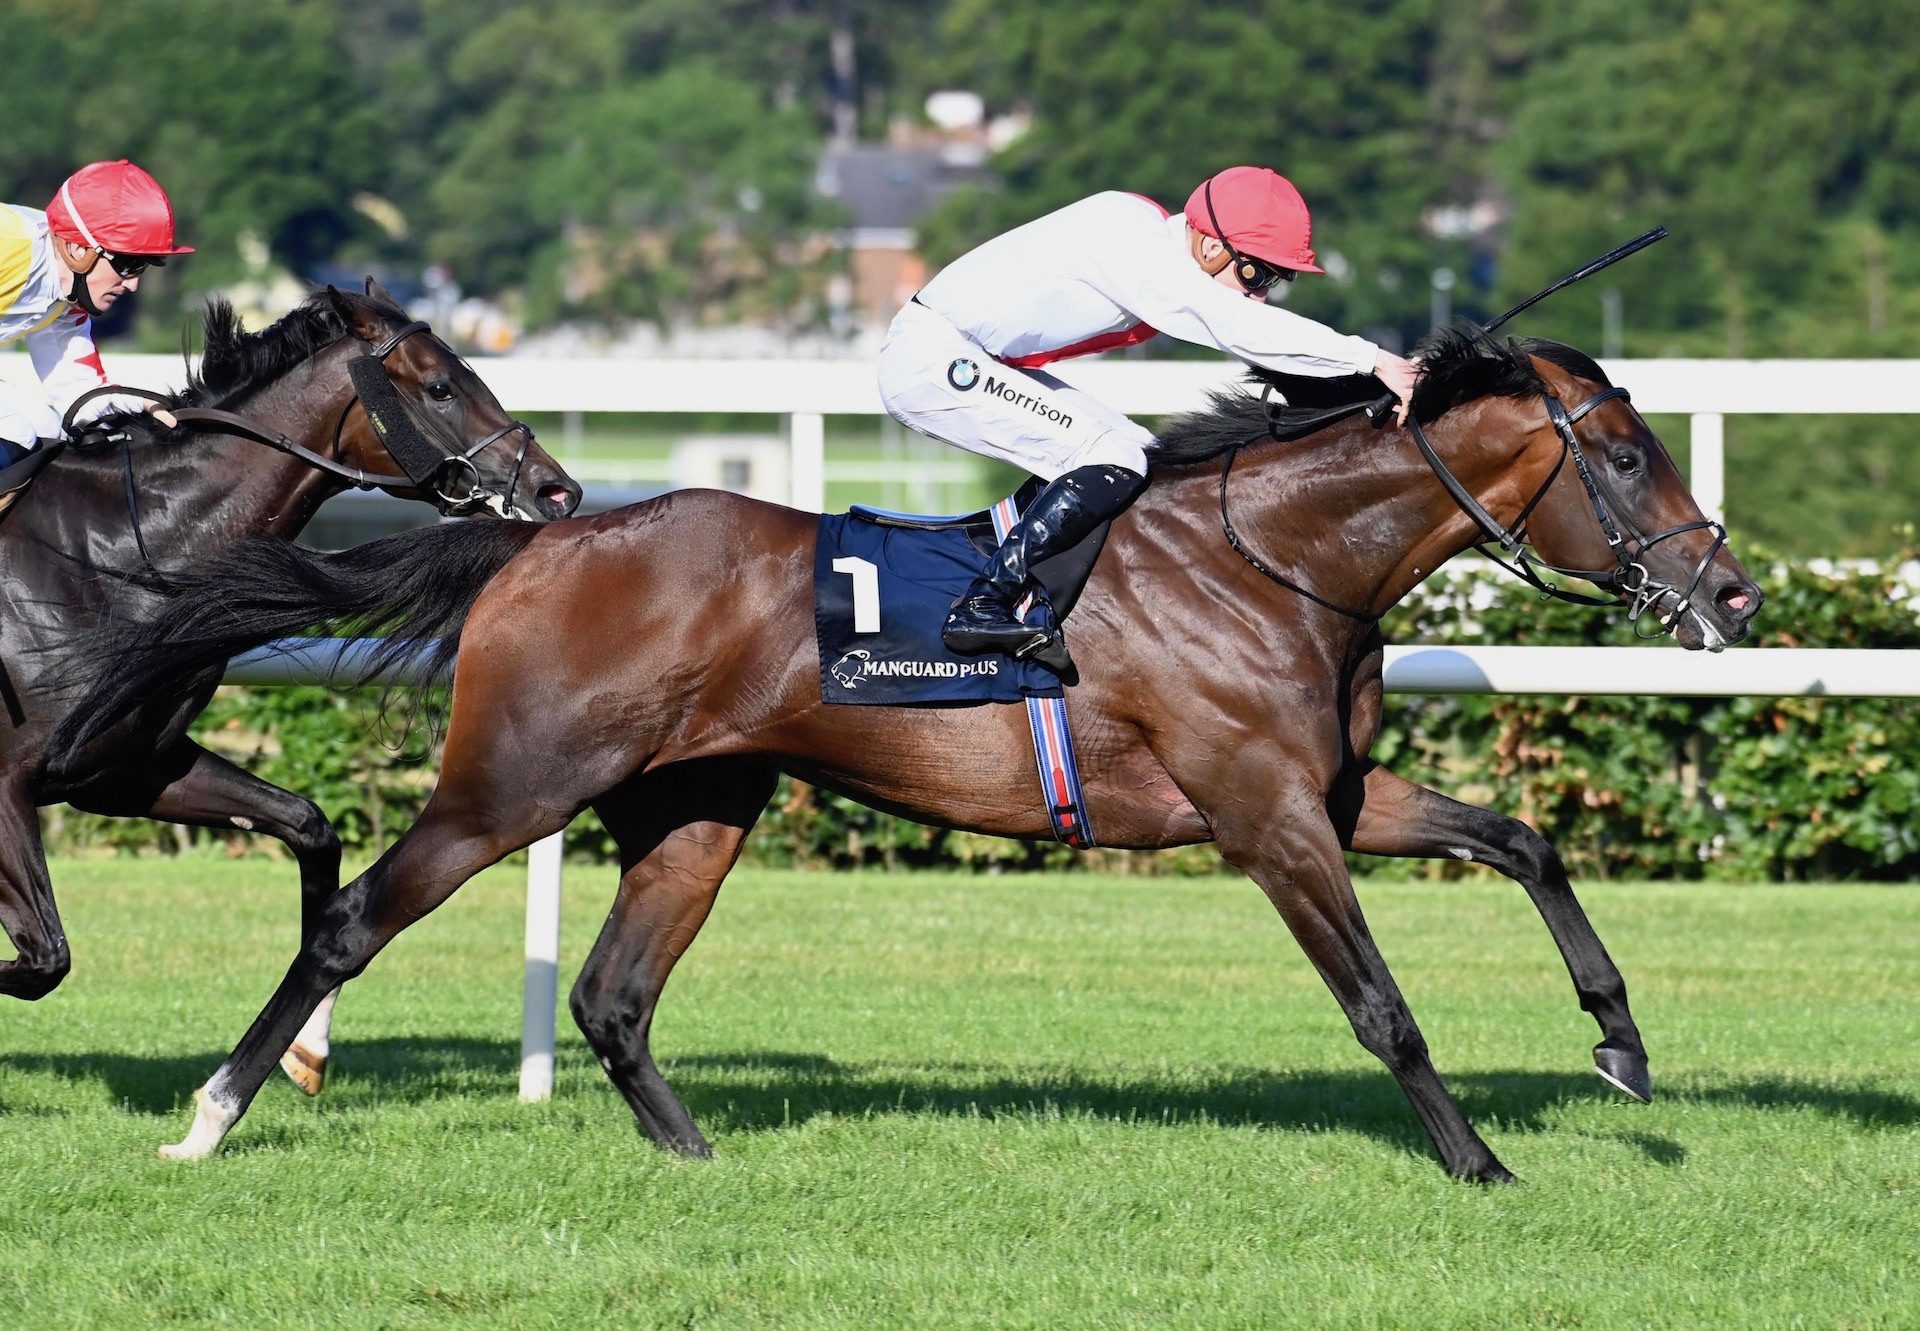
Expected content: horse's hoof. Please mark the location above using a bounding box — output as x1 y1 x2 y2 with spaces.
1594 1045 1653 1103
280 1045 326 1097
158 1088 235 1161
1452 1156 1518 1185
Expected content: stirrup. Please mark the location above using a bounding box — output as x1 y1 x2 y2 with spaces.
942 618 1053 659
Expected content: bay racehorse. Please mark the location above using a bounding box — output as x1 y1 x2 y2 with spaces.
54 327 1760 1181
4 282 580 1090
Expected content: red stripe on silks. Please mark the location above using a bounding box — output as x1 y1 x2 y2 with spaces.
1000 321 1160 369
1000 192 1169 370
75 333 109 383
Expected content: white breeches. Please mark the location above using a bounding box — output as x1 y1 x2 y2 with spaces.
875 300 1151 481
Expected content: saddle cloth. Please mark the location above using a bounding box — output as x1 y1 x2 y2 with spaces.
813 498 1066 706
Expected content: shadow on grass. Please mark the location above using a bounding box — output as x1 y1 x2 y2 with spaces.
0 1037 518 1116
6 1042 1916 1167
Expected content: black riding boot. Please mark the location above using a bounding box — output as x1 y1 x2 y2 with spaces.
942 463 1146 659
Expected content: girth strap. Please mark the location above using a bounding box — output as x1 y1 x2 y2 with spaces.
991 496 1095 848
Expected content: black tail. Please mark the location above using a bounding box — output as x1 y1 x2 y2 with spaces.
47 519 544 778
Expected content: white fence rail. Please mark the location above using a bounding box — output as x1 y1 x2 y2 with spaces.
17 353 1920 524
229 638 1920 1100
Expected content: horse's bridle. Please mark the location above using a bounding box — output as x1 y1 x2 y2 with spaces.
1221 384 1729 637
334 319 534 516
1410 385 1728 637
66 316 536 519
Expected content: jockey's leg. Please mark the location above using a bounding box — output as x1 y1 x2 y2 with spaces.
874 300 1150 657
942 462 1144 657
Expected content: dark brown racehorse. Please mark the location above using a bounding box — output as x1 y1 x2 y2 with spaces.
3 283 579 1057
55 328 1760 1180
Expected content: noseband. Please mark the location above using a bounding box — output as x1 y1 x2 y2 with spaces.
1220 384 1728 637
67 317 538 520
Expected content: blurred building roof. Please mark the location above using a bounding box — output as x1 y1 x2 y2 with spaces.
815 142 990 239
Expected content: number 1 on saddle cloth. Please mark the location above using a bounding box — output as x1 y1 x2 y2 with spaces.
811 482 1113 707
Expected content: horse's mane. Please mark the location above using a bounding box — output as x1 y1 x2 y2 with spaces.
84 287 408 448
1150 324 1608 469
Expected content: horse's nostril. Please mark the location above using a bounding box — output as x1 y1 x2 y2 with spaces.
539 483 579 515
1717 585 1755 616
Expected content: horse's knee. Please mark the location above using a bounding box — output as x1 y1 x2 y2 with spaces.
282 800 340 862
1350 993 1428 1071
1462 808 1567 884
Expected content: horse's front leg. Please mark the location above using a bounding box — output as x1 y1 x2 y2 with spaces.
1204 768 1514 1183
67 739 345 1094
0 775 70 1000
1342 761 1651 1103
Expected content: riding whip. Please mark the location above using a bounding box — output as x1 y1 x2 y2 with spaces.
1367 226 1670 426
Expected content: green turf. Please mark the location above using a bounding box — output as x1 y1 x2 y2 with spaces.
3 861 1916 1328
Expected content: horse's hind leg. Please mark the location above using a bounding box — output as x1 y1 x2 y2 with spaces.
572 759 779 1156
67 739 345 1094
1342 762 1651 1102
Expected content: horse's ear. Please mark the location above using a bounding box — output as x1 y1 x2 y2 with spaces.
323 284 356 322
364 276 399 308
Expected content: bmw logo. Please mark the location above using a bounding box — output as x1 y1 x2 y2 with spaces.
947 358 980 391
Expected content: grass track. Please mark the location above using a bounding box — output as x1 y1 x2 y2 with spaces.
2 861 1917 1328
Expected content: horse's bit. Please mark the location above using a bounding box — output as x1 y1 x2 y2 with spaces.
336 319 534 516
1220 385 1728 638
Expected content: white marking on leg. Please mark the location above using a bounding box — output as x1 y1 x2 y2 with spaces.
1447 846 1474 861
279 988 341 1096
158 1081 241 1160
294 988 340 1060
229 815 255 831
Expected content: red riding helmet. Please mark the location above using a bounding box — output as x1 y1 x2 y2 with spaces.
46 160 194 258
1184 166 1323 275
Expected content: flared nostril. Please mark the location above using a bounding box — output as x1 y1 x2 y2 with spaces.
539 483 581 516
1716 583 1760 618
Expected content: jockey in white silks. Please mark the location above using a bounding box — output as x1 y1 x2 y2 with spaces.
876 165 1418 660
0 159 193 463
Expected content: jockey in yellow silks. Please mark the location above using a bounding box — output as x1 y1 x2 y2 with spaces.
0 159 192 463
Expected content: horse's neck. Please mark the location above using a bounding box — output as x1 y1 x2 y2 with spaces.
1142 408 1509 620
60 362 349 555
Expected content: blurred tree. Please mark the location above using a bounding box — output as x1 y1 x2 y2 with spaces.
910 0 1468 349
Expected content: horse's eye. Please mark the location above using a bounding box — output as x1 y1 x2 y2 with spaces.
1610 449 1641 477
426 380 455 402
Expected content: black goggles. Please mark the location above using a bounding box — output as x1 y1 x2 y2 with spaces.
1203 179 1295 293
101 251 165 279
